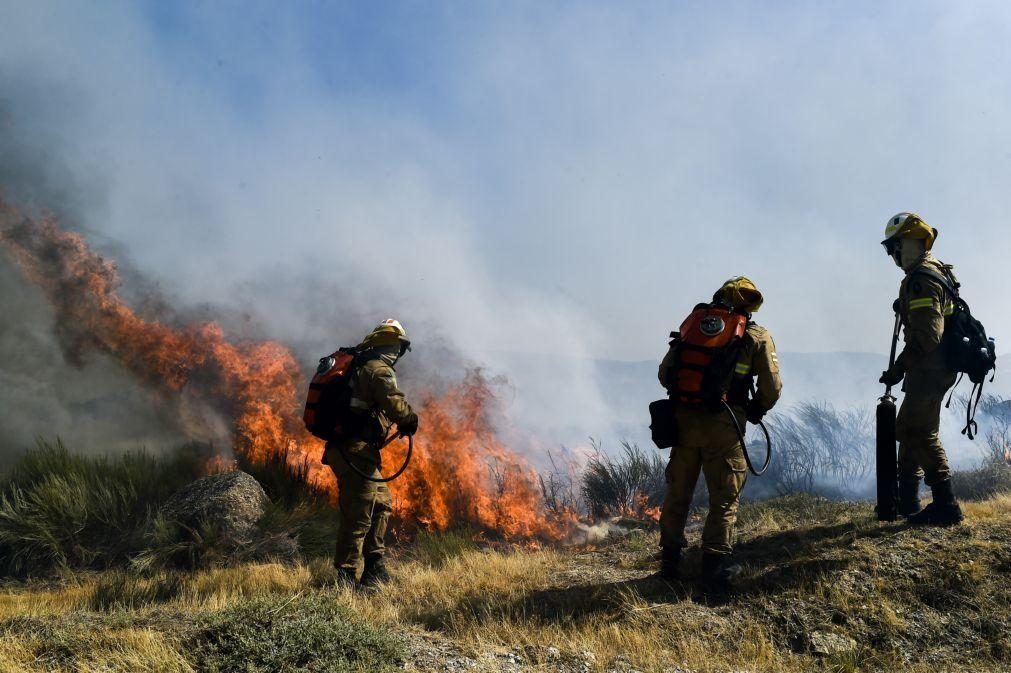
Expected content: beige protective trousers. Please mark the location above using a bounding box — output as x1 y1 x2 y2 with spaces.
327 443 394 572
896 369 957 486
660 409 748 555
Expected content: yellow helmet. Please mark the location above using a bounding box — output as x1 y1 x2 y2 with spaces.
713 276 763 313
881 212 937 251
360 318 411 351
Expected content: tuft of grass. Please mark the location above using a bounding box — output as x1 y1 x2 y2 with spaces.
89 570 186 610
953 463 1011 501
413 528 479 567
0 440 212 577
0 614 194 673
581 441 666 518
191 594 404 673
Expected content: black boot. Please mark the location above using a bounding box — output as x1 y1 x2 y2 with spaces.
908 479 964 526
701 552 742 594
897 477 923 517
658 547 680 580
359 555 391 592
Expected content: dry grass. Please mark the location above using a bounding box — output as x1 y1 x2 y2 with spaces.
0 620 194 673
2 492 1011 672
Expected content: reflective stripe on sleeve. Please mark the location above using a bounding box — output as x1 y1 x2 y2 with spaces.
734 362 751 375
908 298 935 310
943 303 954 316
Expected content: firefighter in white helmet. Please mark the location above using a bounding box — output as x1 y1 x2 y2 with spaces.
880 213 963 525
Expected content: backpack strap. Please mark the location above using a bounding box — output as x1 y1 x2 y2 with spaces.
910 266 960 299
963 381 984 440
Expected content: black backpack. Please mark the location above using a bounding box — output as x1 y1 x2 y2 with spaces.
912 266 997 438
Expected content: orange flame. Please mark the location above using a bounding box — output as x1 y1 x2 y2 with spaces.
0 200 566 539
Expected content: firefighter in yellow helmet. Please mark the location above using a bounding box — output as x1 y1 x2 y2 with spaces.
324 319 419 590
657 276 782 592
879 213 964 525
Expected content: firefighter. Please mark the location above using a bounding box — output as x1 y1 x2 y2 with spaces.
324 319 419 590
879 213 964 525
657 277 782 592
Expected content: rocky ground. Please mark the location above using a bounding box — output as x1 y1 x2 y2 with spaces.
390 494 1011 672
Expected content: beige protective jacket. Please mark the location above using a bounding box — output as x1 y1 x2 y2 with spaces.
896 252 956 374
348 357 414 441
658 323 782 414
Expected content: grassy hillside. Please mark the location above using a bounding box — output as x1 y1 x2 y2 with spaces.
3 492 1010 672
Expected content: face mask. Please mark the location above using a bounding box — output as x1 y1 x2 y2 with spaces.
899 238 926 270
372 345 401 367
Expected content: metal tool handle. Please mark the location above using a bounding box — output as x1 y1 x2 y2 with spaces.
883 311 901 400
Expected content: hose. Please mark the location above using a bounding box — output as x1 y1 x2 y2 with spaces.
337 432 413 483
721 399 772 476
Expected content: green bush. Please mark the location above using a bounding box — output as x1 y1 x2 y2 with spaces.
0 439 210 576
191 594 405 673
0 439 347 576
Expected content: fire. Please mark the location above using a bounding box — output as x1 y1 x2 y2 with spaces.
385 372 565 538
630 493 661 522
0 199 565 539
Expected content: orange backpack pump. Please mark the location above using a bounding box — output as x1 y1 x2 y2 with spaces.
303 348 358 441
668 303 749 407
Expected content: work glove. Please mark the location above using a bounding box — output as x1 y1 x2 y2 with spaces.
397 412 419 436
879 366 904 386
745 399 766 425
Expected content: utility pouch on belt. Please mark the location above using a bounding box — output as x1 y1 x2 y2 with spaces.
649 398 678 449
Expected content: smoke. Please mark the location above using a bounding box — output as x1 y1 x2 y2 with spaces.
4 2 1011 462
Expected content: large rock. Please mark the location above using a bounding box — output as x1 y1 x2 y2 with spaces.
161 470 268 540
